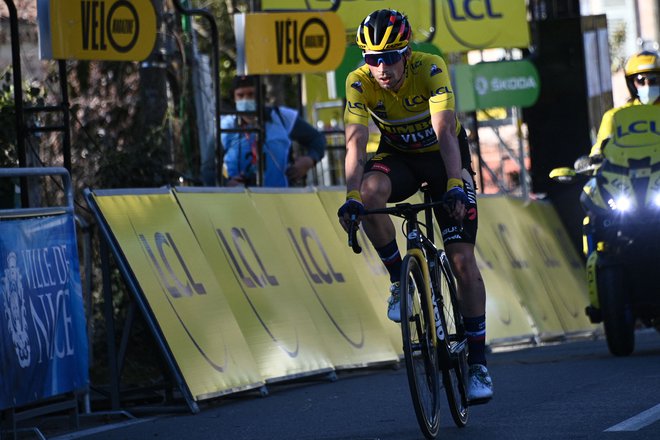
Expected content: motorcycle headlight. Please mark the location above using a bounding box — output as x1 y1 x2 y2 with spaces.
653 192 660 208
608 195 633 212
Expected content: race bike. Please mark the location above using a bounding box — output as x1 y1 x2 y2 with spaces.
550 104 660 356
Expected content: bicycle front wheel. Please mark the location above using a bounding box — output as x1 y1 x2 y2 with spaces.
437 252 469 427
400 254 441 439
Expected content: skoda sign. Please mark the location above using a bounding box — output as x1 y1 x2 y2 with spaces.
454 60 540 112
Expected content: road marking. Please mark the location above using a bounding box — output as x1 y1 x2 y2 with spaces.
605 403 660 432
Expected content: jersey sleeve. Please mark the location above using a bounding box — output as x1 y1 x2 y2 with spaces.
426 56 456 114
590 108 615 156
344 70 370 127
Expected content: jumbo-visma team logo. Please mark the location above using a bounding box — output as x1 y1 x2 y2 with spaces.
2 252 31 368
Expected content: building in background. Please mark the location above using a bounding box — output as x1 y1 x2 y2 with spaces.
580 0 659 105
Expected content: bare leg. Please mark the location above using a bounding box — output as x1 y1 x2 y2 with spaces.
445 242 486 317
360 171 396 248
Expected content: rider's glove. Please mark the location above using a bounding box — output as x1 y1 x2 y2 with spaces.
574 154 603 173
337 190 365 219
442 181 469 210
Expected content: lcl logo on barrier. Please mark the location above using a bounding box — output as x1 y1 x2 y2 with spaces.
438 0 529 52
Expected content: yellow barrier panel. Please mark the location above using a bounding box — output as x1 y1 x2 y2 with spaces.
91 191 263 400
93 188 595 401
174 188 336 382
479 198 566 339
480 198 591 339
316 189 402 354
509 199 595 335
422 192 539 344
249 188 399 368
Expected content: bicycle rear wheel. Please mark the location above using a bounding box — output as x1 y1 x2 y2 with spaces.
400 254 441 439
435 252 469 427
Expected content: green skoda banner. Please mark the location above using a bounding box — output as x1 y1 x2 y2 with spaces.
453 60 540 112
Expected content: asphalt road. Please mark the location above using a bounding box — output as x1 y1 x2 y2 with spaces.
46 329 660 440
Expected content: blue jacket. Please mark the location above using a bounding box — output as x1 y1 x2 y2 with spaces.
221 106 325 187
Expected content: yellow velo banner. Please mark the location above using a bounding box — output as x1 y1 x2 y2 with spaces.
237 11 346 74
248 188 399 368
174 188 336 382
47 0 157 60
91 190 263 401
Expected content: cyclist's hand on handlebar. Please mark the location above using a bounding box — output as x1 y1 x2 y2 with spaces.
442 185 468 222
337 198 365 232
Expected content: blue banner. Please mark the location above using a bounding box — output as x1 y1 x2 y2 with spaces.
0 215 88 410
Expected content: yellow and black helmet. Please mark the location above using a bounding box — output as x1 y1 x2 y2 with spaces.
356 9 411 51
624 50 660 98
624 50 660 77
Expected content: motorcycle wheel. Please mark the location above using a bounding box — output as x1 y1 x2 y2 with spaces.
598 264 635 356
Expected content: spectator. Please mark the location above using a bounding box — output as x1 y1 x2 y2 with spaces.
221 76 326 187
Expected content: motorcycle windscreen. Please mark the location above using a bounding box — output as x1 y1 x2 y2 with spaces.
604 105 660 167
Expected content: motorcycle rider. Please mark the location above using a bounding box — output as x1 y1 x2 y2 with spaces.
577 50 659 256
588 50 659 161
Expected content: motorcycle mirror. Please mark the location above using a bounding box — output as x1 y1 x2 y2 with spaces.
549 167 576 183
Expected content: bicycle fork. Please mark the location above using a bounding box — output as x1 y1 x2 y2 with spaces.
429 255 447 343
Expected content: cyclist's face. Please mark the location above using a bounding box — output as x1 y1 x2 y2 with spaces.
365 51 406 92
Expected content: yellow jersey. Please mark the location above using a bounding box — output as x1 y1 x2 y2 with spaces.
343 51 461 153
590 100 639 157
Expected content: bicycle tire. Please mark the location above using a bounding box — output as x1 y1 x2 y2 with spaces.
400 254 441 439
435 252 469 427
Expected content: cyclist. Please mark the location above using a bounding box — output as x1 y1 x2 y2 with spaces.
337 8 492 403
587 50 659 161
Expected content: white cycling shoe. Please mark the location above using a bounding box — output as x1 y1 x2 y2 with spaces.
466 364 493 404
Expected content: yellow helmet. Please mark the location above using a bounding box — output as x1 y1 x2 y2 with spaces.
356 9 412 51
624 51 660 99
624 50 660 76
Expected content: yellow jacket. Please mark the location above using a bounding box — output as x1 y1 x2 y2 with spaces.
590 100 640 157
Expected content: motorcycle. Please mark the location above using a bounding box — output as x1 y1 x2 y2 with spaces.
549 104 660 356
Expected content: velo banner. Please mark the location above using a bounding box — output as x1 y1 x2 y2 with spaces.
0 215 88 410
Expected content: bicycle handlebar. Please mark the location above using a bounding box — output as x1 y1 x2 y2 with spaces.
347 215 362 254
362 200 446 218
346 200 446 254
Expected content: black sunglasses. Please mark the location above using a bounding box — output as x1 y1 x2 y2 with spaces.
635 74 658 86
363 48 407 67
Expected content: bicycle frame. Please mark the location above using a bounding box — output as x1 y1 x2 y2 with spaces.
347 197 446 347
403 209 442 349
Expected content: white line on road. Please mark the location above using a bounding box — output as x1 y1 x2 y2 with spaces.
605 403 660 432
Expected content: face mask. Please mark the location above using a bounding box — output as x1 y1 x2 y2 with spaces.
236 99 257 112
637 85 660 104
